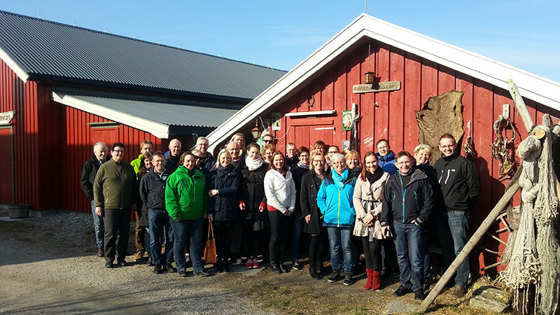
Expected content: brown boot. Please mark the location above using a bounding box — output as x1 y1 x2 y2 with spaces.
364 268 373 290
371 270 381 291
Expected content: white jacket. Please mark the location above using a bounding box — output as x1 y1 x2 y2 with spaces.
264 169 296 214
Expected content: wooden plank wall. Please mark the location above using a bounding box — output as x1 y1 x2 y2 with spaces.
271 40 560 273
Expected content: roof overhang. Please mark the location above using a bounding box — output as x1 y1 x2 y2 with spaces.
0 46 29 82
207 13 560 151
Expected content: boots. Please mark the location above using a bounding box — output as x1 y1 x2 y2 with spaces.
371 270 381 291
309 263 318 279
364 268 373 290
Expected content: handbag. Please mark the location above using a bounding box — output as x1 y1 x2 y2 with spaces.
203 221 217 264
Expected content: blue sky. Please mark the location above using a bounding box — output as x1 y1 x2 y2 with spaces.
1 1 559 81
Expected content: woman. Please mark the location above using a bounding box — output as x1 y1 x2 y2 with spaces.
208 149 242 272
289 146 310 270
165 152 210 277
301 151 327 279
240 143 269 269
262 144 276 165
353 152 389 290
264 151 296 273
345 150 362 180
137 152 153 263
317 153 357 285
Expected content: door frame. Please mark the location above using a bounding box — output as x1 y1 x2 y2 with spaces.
0 125 15 204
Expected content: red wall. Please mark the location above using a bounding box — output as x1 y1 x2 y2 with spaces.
267 41 560 273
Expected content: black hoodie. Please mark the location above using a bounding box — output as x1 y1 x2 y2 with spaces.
433 151 480 211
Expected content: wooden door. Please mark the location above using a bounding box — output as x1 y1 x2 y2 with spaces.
288 118 335 149
91 126 119 149
0 127 14 204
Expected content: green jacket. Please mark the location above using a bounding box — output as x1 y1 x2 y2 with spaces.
130 154 143 176
94 159 138 209
165 166 208 220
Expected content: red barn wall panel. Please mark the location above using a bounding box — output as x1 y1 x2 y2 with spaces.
403 53 422 152
388 49 405 151
374 44 390 142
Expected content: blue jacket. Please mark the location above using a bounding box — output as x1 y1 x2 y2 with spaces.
377 151 397 175
316 169 357 228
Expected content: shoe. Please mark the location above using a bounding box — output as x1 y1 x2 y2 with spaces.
135 251 144 262
147 256 154 266
165 264 177 273
246 258 253 269
215 262 224 273
343 272 353 286
97 248 104 257
153 264 163 274
328 270 341 283
279 264 289 273
423 283 430 292
414 290 426 300
453 286 467 298
271 263 283 274
252 259 260 269
194 269 211 277
371 270 381 291
223 263 231 272
393 285 413 297
309 265 318 279
116 260 129 267
364 268 373 290
105 261 114 268
292 261 303 270
178 270 188 277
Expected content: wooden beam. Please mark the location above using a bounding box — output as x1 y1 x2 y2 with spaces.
507 79 535 132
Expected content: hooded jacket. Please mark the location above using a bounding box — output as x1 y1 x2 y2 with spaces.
316 168 357 228
380 168 434 226
377 151 397 175
264 169 296 214
208 164 241 221
433 151 480 211
165 166 207 220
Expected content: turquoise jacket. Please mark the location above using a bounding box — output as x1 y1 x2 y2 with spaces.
316 168 357 228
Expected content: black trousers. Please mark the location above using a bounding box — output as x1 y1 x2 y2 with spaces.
361 237 382 271
104 208 131 263
268 211 289 264
214 221 234 265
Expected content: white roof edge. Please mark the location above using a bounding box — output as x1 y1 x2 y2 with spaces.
52 91 170 139
0 47 29 82
207 14 560 152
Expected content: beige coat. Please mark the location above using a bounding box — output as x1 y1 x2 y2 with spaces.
352 172 390 239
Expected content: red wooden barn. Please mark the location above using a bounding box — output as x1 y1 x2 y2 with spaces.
207 14 560 273
0 11 285 213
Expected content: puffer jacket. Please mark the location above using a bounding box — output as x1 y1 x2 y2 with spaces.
353 172 390 239
377 151 397 175
208 164 241 221
165 166 207 220
316 168 357 228
380 168 434 226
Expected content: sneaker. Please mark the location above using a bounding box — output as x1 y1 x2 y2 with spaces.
97 248 104 257
252 259 260 269
292 261 303 270
343 272 353 286
279 264 289 273
453 286 467 298
116 260 129 267
105 260 114 268
165 264 177 273
271 264 283 274
393 285 413 297
194 269 211 277
328 270 341 283
245 258 253 269
135 251 144 262
153 264 163 274
414 290 426 300
178 270 188 277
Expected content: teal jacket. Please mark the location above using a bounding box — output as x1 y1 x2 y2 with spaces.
316 169 357 228
165 166 208 220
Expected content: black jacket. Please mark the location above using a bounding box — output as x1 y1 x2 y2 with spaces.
208 165 241 221
286 156 299 168
380 168 434 226
434 152 480 211
290 165 309 216
80 155 108 200
164 151 181 173
300 171 325 234
240 163 268 222
139 169 170 210
201 153 216 173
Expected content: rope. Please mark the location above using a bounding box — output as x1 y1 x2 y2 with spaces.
492 115 517 179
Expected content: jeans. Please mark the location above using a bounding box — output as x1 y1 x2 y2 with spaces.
90 200 104 249
393 221 424 291
447 211 470 286
170 218 204 273
291 215 304 261
148 209 174 265
326 227 353 273
104 209 131 263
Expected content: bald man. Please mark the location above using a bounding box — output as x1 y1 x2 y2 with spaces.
164 139 182 173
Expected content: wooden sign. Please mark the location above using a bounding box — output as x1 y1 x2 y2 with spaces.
352 81 401 94
0 110 15 125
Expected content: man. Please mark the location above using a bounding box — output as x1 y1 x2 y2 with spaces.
326 145 339 167
164 139 182 173
434 134 480 298
227 141 244 169
80 142 109 257
380 151 434 300
94 142 138 268
139 152 174 274
261 134 275 148
195 136 216 172
130 140 154 262
285 143 299 168
376 139 397 174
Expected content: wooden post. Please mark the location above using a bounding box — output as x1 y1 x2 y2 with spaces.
417 177 520 313
508 79 535 132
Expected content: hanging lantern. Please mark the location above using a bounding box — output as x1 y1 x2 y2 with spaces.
251 119 262 140
365 72 375 84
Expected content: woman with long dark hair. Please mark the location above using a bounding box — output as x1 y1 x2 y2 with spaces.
353 152 389 290
264 151 296 273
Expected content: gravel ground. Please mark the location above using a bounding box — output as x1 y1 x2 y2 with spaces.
0 210 273 315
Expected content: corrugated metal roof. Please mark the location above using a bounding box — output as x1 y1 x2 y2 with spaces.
0 10 286 100
52 88 240 138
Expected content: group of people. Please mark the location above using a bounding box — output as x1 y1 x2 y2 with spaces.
80 131 480 301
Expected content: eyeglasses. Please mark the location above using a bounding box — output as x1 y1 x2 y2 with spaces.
263 139 273 143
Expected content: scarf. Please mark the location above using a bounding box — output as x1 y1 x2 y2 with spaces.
245 155 264 171
332 168 349 189
365 167 384 184
297 161 309 169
